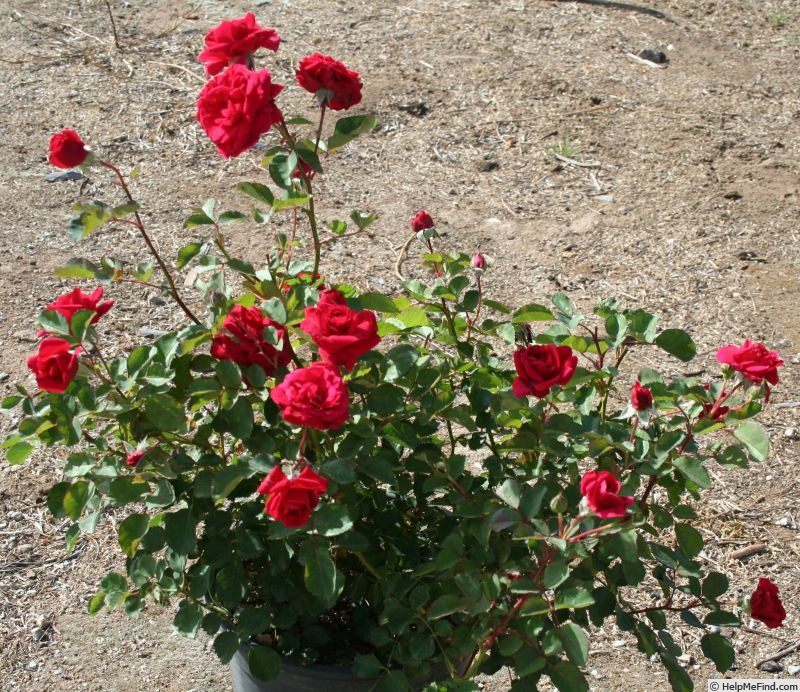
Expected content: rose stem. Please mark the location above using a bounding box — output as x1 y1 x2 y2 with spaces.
100 161 201 325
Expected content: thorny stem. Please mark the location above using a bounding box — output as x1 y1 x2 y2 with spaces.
440 299 459 343
465 274 483 342
313 104 327 154
100 161 201 325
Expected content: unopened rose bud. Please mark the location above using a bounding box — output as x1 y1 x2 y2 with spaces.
411 210 434 234
471 252 486 274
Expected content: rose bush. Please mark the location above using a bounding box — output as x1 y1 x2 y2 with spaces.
3 13 789 692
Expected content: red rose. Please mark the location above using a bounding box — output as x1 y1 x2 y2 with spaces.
257 465 328 528
211 305 293 376
48 129 89 169
630 381 653 411
270 362 349 430
295 53 362 111
411 210 434 233
716 340 783 386
300 289 380 371
26 338 81 394
580 470 634 519
126 450 145 468
196 64 283 159
198 13 281 76
750 578 786 629
512 344 577 398
41 287 114 334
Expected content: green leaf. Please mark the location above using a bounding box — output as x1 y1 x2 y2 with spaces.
212 464 248 501
118 514 150 557
555 587 594 611
673 456 710 488
701 632 735 673
248 645 281 681
164 508 197 555
327 115 379 152
213 631 241 664
655 329 696 362
428 594 463 620
38 309 70 335
496 479 520 509
63 481 92 520
558 623 589 666
547 660 589 692
357 292 399 313
237 181 275 207
177 242 203 269
6 441 33 465
69 201 111 240
272 193 309 211
733 421 769 462
313 504 354 537
54 259 98 280
675 523 703 558
173 599 203 636
704 610 740 627
543 561 569 589
511 303 554 323
183 212 215 229
353 653 382 679
350 210 378 231
88 592 106 615
144 394 185 432
305 544 337 602
702 572 729 599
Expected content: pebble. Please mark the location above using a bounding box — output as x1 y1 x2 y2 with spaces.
13 330 37 343
138 327 168 338
759 660 783 673
26 661 39 671
7 511 24 521
785 427 798 440
612 639 626 648
148 295 167 307
0 372 8 381
789 665 800 675
32 627 45 641
707 625 722 634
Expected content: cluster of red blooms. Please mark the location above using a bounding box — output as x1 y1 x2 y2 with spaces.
195 13 363 158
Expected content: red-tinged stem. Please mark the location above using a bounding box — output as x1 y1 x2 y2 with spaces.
100 161 201 325
483 595 532 651
465 274 483 342
568 522 623 544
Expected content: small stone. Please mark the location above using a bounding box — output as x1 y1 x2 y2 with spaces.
677 653 694 667
138 327 168 338
759 660 783 673
775 515 792 527
26 661 39 671
7 511 23 521
638 49 668 64
788 665 800 675
32 627 45 641
13 330 37 343
148 295 167 307
0 372 8 381
612 639 626 648
707 625 722 634
784 427 798 440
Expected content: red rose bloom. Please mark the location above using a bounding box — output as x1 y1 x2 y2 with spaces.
196 64 283 158
716 340 783 386
750 578 786 629
630 381 653 411
300 289 380 371
257 465 329 528
270 362 349 430
41 287 114 334
126 451 145 468
26 338 81 394
211 305 293 376
295 53 362 111
411 210 434 233
580 470 634 519
512 344 577 398
48 129 89 169
198 12 281 76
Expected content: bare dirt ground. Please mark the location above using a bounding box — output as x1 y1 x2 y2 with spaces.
1 0 799 689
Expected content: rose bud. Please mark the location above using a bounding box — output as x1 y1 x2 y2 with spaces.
471 252 486 275
630 381 654 411
411 210 434 234
580 470 634 519
49 129 90 169
126 450 146 468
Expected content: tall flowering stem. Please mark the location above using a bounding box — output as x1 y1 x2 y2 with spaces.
100 161 201 325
